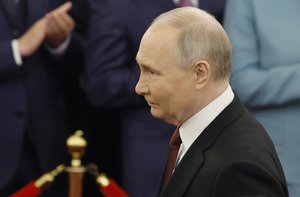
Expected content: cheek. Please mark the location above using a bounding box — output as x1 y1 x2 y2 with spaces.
149 79 178 108
168 84 191 112
159 90 178 115
151 84 171 103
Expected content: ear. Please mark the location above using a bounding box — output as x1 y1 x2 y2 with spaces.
193 60 210 89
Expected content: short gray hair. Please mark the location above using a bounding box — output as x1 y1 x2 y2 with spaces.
151 7 232 81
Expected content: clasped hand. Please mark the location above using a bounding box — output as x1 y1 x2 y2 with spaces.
18 1 75 57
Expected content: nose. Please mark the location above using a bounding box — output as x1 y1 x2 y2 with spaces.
135 76 148 96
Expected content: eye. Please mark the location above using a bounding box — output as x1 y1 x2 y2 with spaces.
141 65 160 77
144 67 156 75
149 70 155 75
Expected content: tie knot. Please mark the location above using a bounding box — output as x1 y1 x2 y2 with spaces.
177 0 193 7
170 127 182 147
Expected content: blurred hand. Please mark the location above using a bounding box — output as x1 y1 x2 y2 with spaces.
45 2 75 48
18 18 47 57
17 2 74 57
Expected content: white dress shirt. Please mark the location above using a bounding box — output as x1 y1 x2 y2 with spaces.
175 85 234 167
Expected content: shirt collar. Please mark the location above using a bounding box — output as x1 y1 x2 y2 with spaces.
179 85 234 151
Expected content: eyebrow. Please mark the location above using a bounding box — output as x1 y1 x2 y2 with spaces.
140 64 151 70
135 55 140 63
136 53 161 72
136 55 148 68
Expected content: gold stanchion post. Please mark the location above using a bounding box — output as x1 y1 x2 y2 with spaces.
65 130 87 197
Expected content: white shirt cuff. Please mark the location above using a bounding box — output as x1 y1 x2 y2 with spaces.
46 35 71 54
12 39 23 66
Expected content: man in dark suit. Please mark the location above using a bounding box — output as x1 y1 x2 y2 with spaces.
0 1 75 196
135 7 288 197
84 1 225 196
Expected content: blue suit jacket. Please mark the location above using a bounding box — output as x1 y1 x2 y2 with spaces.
0 0 71 189
224 0 300 195
85 1 225 196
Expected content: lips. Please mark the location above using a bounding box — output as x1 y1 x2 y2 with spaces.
145 97 156 106
147 101 157 107
147 102 155 106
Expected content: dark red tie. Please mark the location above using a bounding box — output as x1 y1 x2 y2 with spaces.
177 0 193 7
163 127 182 187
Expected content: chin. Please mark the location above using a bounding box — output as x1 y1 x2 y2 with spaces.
151 109 176 125
150 109 173 124
150 108 163 119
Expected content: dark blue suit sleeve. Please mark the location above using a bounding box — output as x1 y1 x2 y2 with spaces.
0 40 19 76
84 0 144 107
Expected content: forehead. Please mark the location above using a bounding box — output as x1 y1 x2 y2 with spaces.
136 25 179 65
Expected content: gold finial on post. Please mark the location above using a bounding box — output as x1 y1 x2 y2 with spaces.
66 130 87 197
66 130 87 167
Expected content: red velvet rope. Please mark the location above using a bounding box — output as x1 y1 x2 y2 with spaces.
9 181 41 197
99 179 129 197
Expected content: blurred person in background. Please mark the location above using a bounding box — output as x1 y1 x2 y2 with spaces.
0 1 76 196
223 0 300 196
59 0 123 196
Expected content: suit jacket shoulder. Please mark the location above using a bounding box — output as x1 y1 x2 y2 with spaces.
159 95 288 197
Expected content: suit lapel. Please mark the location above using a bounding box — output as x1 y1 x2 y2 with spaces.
159 95 245 197
0 0 25 37
0 2 11 36
159 145 204 197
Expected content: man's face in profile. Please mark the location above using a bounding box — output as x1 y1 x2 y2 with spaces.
135 25 195 125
